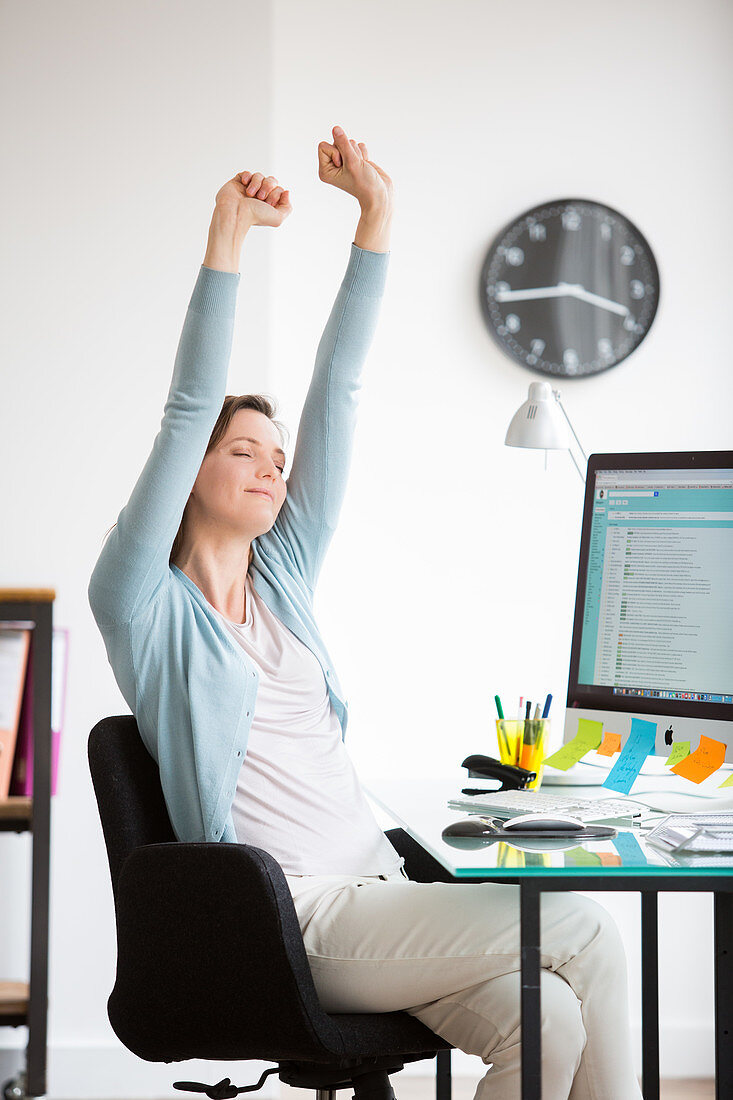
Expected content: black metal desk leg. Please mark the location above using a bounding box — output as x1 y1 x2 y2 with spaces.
520 882 542 1100
435 1048 451 1100
714 892 733 1100
640 892 660 1100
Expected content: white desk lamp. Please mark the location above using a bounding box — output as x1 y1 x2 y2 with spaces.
505 381 588 483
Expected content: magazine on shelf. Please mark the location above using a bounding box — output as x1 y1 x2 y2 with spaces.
0 622 34 799
9 626 69 798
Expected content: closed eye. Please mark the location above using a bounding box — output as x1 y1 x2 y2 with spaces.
235 452 284 474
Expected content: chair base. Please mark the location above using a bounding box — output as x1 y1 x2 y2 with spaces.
280 1058 403 1099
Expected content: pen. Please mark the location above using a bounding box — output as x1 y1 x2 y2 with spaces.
533 703 540 720
517 696 524 724
542 693 553 719
525 700 532 722
494 694 505 720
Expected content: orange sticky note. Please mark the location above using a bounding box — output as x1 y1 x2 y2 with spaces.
597 732 622 757
670 735 727 784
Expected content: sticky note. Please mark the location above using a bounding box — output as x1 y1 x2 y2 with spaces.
718 771 733 789
612 830 649 866
542 718 603 770
564 846 602 867
597 732 622 757
665 741 690 767
602 717 657 795
671 735 726 784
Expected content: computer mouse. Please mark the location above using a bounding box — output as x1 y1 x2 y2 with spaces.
503 812 585 832
441 817 499 839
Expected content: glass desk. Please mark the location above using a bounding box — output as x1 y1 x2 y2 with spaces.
365 775 733 1100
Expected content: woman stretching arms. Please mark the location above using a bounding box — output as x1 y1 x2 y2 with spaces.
88 125 641 1100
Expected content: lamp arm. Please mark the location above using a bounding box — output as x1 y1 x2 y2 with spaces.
553 390 587 482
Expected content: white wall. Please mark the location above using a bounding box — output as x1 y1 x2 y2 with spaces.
0 2 275 1096
270 0 731 1083
0 0 730 1095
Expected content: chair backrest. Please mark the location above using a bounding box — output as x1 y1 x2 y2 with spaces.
87 714 176 899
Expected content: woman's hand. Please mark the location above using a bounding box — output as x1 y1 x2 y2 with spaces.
318 125 394 213
214 171 293 228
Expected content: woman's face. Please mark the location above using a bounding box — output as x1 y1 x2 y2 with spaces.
188 408 287 538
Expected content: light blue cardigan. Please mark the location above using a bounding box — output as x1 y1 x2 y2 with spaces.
88 243 389 843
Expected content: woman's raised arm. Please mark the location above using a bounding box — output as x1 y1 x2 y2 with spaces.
88 173 291 627
257 126 394 592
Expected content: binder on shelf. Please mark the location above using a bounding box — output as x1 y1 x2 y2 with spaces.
9 626 69 798
0 622 34 799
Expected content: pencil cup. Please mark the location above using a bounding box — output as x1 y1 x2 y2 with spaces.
495 719 550 791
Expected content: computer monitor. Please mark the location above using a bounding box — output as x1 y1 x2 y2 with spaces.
565 451 733 762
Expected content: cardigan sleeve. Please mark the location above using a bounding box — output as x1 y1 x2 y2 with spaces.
88 265 241 626
260 243 389 591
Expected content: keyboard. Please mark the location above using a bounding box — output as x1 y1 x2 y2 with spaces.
448 789 647 822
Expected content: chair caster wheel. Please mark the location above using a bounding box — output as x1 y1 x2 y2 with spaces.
2 1072 28 1100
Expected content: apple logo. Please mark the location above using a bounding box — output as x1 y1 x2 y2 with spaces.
665 726 674 746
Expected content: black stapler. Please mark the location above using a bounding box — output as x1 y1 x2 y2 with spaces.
461 754 536 792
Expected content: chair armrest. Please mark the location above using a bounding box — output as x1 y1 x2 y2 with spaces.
109 841 344 1064
384 828 455 884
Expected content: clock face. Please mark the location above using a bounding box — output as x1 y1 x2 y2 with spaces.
479 199 660 377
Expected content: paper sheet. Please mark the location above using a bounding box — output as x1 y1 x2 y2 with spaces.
597 732 622 757
602 717 657 795
542 718 603 771
671 735 726 784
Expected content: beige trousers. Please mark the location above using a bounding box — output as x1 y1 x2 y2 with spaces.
285 867 642 1100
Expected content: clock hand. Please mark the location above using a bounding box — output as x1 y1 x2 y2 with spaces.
564 284 630 317
495 282 631 317
494 284 573 303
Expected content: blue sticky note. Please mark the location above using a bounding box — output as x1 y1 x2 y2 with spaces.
602 717 657 795
612 830 649 866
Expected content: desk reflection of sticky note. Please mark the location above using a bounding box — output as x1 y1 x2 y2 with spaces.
602 717 657 795
597 732 622 757
612 830 649 865
542 718 603 771
665 741 690 767
671 735 727 784
718 772 733 789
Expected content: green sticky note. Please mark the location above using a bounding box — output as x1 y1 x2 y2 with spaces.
718 771 733 789
665 741 691 767
542 718 603 771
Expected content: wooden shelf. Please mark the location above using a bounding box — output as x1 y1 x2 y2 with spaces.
0 589 55 603
0 798 32 830
0 980 29 1016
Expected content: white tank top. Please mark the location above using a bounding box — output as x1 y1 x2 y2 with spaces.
212 572 402 876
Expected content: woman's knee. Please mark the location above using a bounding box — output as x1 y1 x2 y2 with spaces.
539 970 586 1078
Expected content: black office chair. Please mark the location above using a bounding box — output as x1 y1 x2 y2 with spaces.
87 715 454 1100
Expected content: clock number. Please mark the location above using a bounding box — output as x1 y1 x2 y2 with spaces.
530 338 546 357
598 338 614 361
563 349 580 373
505 314 521 333
528 222 546 242
601 222 612 241
620 245 635 265
562 209 581 230
506 247 524 266
630 279 645 300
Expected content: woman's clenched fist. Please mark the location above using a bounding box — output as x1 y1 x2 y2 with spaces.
214 171 293 228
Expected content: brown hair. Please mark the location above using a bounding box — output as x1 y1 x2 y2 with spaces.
102 394 289 568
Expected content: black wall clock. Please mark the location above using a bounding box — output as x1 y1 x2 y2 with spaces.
479 198 660 377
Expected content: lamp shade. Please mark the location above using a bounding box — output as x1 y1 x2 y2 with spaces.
504 381 570 450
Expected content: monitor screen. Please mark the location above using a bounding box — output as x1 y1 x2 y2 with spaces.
567 452 733 726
